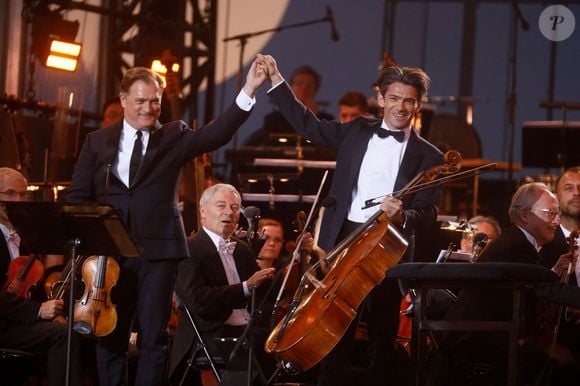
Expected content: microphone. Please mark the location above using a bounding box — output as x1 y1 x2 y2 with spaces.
241 206 261 245
325 6 340 42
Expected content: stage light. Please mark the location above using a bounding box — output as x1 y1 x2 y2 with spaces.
44 39 82 72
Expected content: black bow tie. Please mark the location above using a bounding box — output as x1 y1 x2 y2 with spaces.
376 128 405 142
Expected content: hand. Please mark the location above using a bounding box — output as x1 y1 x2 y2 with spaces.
299 232 314 254
379 196 404 224
256 54 284 86
39 299 64 320
242 57 268 98
552 252 577 276
246 267 276 289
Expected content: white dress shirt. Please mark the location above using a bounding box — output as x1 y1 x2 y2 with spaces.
348 124 411 223
204 227 250 326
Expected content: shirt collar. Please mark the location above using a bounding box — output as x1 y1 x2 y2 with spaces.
516 225 542 252
203 226 231 251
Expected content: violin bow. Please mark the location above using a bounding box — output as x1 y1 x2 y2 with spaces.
271 170 329 334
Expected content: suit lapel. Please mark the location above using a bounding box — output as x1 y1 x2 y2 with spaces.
104 123 123 167
394 130 423 192
348 120 377 185
199 230 229 285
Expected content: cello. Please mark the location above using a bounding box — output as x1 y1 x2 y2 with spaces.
265 150 465 373
73 255 119 337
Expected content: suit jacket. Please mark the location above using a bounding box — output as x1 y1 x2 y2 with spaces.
539 226 568 270
269 82 443 254
67 103 250 259
170 229 259 374
0 290 41 330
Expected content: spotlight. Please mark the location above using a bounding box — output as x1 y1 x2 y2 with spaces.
45 39 82 72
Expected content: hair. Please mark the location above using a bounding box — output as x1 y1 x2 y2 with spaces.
468 215 502 236
375 66 431 102
258 218 284 234
508 182 552 222
339 91 368 111
555 166 580 192
0 167 27 189
199 183 240 207
290 65 321 92
119 67 165 95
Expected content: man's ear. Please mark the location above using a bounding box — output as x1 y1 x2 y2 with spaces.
377 92 385 108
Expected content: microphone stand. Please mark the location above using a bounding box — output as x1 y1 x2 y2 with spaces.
506 0 528 189
223 9 333 149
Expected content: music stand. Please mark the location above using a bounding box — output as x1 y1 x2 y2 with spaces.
0 201 141 386
522 120 580 168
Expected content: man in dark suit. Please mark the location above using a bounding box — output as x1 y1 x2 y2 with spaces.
0 167 81 385
169 183 275 384
430 182 577 386
539 167 580 385
258 54 443 386
67 62 267 385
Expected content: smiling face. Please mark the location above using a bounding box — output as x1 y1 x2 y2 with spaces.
119 79 162 130
377 82 421 131
200 189 241 239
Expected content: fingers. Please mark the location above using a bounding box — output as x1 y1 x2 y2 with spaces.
380 197 404 223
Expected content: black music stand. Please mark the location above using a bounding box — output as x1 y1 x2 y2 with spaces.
0 201 141 386
522 120 580 169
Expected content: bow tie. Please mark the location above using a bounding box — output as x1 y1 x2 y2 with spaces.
218 240 237 256
376 128 405 142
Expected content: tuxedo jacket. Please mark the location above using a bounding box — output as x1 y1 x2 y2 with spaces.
539 226 568 269
170 229 259 374
67 103 250 259
269 82 443 254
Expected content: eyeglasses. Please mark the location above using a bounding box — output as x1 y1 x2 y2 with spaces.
0 190 30 199
530 208 561 221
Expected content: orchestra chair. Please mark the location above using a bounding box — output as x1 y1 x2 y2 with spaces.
387 262 558 386
0 348 46 386
173 296 267 386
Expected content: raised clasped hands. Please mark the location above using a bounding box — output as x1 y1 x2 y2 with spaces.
243 57 269 98
256 54 284 86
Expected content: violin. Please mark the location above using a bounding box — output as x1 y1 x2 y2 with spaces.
271 211 312 326
265 150 467 373
73 255 119 337
3 255 44 299
530 229 579 356
43 255 82 300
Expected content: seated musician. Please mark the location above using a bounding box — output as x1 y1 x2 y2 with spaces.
0 167 82 386
539 166 580 385
428 182 579 386
169 183 276 385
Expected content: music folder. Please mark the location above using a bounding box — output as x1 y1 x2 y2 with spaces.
0 201 140 257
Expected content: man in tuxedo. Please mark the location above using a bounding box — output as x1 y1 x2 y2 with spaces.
258 54 443 386
169 183 275 384
0 167 81 385
429 182 577 386
539 167 580 384
67 61 267 385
